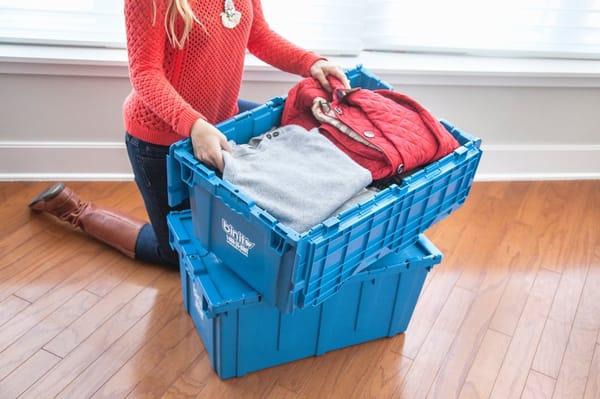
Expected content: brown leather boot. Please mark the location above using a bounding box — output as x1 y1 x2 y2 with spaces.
28 183 146 258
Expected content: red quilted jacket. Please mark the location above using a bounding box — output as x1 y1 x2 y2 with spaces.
281 75 460 180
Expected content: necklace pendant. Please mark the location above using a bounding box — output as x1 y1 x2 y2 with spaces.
221 0 241 29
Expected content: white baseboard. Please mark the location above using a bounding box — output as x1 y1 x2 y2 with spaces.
0 173 134 181
477 143 600 181
0 141 598 182
0 141 132 181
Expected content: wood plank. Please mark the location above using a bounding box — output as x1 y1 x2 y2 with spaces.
160 352 212 399
0 221 46 255
573 264 600 334
398 182 531 359
0 349 61 399
532 268 590 379
124 329 202 398
0 295 30 327
532 317 573 378
458 329 511 399
584 344 600 399
523 181 588 275
454 181 543 291
522 370 556 399
533 182 598 381
90 312 194 398
427 274 508 399
271 351 340 395
19 271 178 399
196 365 280 399
552 326 598 399
396 286 475 399
0 222 55 270
488 270 537 336
552 261 600 398
85 257 137 297
304 339 390 399
427 216 543 399
393 264 460 359
0 247 108 352
548 267 590 326
356 348 413 399
388 184 488 358
490 181 591 338
275 338 390 399
0 227 73 301
0 289 98 380
14 245 123 304
43 262 163 357
489 269 561 399
264 385 299 399
0 182 54 238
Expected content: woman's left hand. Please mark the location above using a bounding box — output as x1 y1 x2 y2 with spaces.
309 60 351 92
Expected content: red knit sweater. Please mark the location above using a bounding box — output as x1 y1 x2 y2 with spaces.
124 0 325 146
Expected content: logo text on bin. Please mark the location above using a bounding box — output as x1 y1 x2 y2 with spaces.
222 219 255 257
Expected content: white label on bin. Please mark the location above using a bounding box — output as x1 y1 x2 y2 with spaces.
192 284 205 320
222 219 255 257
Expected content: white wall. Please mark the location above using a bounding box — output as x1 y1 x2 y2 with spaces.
1 55 599 180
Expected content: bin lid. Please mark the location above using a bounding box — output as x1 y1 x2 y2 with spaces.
168 210 441 315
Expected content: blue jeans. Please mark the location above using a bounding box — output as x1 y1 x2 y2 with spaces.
126 99 261 268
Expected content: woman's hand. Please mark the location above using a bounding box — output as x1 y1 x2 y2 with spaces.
309 60 351 92
190 118 231 172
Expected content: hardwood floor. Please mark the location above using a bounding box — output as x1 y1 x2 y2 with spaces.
0 181 598 399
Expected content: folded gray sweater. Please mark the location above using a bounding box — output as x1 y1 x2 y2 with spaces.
222 124 373 233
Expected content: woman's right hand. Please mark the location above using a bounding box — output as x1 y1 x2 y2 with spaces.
190 118 231 172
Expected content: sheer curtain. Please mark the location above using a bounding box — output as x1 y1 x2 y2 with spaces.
1 0 599 59
260 0 364 55
0 0 124 47
0 0 363 53
364 0 600 59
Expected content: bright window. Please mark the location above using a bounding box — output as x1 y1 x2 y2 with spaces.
0 0 124 48
365 0 600 59
260 0 363 56
1 0 599 59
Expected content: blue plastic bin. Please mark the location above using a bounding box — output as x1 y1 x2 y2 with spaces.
167 65 482 312
168 210 442 379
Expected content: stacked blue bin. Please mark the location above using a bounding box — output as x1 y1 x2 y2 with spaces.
167 66 482 378
168 210 443 378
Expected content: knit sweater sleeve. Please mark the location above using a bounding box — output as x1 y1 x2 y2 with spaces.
124 0 205 137
247 0 327 77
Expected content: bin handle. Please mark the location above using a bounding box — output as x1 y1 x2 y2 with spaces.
191 273 217 320
215 184 255 219
177 151 217 182
166 152 188 207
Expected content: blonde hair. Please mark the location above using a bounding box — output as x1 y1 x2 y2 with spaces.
153 0 207 49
